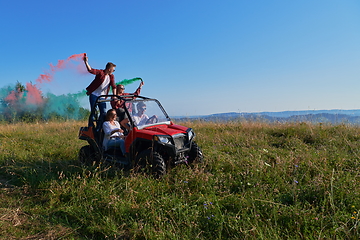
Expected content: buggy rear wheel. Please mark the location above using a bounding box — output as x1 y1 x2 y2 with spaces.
79 145 100 165
135 149 166 177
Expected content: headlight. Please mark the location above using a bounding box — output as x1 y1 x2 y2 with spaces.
154 135 172 144
188 129 195 141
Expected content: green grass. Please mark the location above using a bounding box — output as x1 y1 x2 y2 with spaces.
0 120 359 239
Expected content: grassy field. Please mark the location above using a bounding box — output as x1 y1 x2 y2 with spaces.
0 120 359 239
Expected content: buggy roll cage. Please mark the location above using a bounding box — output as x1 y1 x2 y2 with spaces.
89 94 171 130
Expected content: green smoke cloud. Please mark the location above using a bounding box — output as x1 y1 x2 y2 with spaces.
0 77 143 122
116 77 142 86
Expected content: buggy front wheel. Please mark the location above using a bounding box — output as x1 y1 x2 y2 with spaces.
187 142 204 164
135 149 166 177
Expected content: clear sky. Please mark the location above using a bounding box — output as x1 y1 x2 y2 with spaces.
1 0 359 116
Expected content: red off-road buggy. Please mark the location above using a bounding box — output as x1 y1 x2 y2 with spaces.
78 95 203 177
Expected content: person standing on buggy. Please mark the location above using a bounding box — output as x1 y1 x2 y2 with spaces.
83 54 117 128
111 80 144 131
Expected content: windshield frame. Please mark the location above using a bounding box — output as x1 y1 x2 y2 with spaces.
124 98 172 129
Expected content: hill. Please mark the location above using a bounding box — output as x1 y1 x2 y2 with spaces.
174 109 360 124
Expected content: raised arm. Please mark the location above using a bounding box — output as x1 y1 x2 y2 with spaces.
133 80 144 95
83 54 92 72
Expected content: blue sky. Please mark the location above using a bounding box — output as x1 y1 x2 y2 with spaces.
1 0 359 116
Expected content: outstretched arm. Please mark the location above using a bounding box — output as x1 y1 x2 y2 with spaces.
133 81 144 95
83 55 92 71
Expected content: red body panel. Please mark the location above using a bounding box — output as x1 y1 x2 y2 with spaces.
78 126 94 140
124 123 189 152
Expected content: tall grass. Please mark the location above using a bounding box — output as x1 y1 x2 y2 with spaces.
0 120 359 239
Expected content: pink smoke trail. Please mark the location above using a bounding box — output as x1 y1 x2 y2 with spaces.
4 89 18 104
5 53 86 107
36 53 86 84
25 82 43 105
4 82 43 107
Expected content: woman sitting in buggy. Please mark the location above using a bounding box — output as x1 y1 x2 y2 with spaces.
102 109 126 154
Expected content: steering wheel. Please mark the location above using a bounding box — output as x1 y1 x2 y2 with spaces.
146 115 158 124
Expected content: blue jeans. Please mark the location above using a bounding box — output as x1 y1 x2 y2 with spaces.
89 94 106 127
107 138 126 154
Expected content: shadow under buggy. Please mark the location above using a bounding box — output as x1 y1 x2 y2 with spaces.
78 95 203 177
